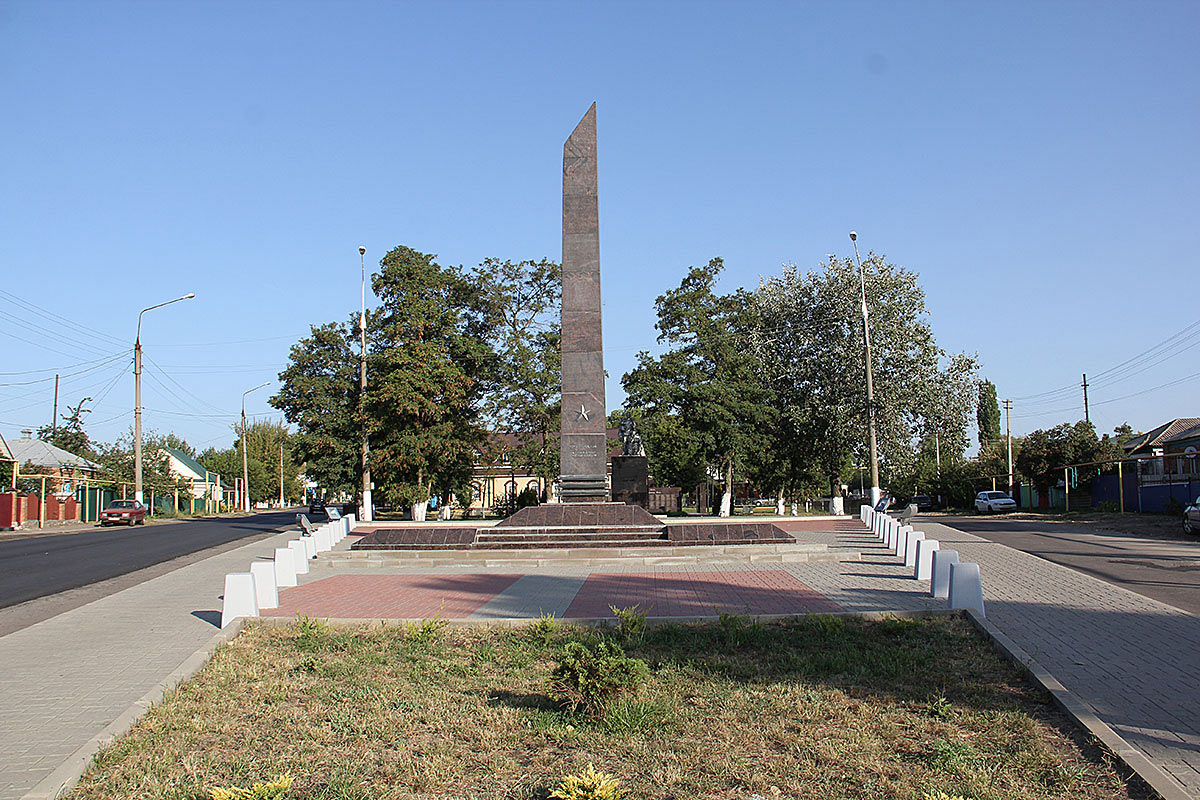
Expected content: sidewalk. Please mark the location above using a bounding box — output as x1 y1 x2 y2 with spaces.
0 528 296 800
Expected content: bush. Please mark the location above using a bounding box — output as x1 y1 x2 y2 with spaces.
209 774 293 800
609 604 647 643
549 763 628 800
549 640 649 718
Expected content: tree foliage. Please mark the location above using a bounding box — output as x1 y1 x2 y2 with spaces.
1015 421 1120 492
623 258 774 515
199 419 303 504
977 379 1002 448
474 257 562 487
271 322 360 497
36 398 95 458
755 253 977 495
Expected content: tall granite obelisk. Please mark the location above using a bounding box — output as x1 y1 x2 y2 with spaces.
559 103 608 502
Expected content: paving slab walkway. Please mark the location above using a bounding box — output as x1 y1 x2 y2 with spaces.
0 529 297 800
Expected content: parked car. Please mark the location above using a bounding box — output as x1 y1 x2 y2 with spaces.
100 500 147 526
974 490 1017 514
1184 496 1200 536
910 494 938 512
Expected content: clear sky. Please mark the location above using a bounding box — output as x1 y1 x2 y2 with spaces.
1 0 1197 453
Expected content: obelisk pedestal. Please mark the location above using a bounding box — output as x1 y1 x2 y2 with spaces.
559 103 608 503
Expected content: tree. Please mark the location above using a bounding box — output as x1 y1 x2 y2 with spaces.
37 398 95 458
272 321 361 498
201 419 304 505
977 380 1002 448
1016 421 1119 496
755 253 977 498
367 245 495 512
475 257 562 490
93 429 195 497
623 258 775 516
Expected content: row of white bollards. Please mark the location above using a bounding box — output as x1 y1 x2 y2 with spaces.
860 505 985 617
219 514 358 628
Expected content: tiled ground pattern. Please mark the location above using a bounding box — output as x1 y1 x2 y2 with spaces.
264 573 522 619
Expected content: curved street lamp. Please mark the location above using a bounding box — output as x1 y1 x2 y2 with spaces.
134 293 195 503
241 381 271 512
849 232 881 506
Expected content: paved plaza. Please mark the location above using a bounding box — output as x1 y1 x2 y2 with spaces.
1 516 1199 798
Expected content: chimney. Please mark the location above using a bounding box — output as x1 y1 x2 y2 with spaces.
21 429 33 440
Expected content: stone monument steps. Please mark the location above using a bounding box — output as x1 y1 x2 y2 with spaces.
476 525 665 542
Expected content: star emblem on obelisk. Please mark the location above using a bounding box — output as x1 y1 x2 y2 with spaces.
575 404 590 422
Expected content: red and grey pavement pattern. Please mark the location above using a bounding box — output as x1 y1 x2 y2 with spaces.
267 569 843 620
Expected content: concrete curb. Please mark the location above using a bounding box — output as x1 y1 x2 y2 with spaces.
19 618 247 800
963 608 1186 800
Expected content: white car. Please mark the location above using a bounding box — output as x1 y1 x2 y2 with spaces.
1185 497 1200 536
975 490 1017 514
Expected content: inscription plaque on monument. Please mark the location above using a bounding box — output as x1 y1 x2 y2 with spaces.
559 103 608 502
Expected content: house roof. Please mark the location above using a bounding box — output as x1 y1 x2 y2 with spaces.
166 448 233 488
6 436 103 472
1164 420 1200 445
1124 418 1200 454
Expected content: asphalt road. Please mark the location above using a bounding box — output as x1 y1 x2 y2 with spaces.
0 510 298 633
933 513 1200 616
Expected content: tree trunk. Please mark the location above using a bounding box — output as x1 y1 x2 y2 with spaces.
411 501 427 521
775 486 785 516
719 457 733 517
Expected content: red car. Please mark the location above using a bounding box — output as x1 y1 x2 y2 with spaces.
99 500 148 526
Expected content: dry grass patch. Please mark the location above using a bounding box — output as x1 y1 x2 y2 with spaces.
66 614 1149 800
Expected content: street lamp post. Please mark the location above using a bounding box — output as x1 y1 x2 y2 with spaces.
134 293 195 503
849 232 882 506
359 246 373 522
241 381 270 512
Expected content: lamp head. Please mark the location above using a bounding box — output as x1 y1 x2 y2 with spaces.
849 231 857 242
358 246 366 256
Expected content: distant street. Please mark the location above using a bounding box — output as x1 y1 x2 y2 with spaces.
930 513 1200 616
0 510 298 634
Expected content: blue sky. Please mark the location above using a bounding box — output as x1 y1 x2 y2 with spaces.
1 1 1197 453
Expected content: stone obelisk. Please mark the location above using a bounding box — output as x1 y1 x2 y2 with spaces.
559 103 608 502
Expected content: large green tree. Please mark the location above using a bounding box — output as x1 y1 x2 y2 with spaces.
474 257 562 491
366 245 495 514
977 379 1002 449
623 258 775 516
200 419 303 505
755 253 977 498
271 321 360 498
1016 421 1120 496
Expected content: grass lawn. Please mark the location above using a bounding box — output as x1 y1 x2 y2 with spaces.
67 614 1148 800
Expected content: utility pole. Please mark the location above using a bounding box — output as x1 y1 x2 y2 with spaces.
849 231 881 506
359 245 374 522
51 374 59 437
1003 399 1014 497
1081 373 1090 424
279 441 285 508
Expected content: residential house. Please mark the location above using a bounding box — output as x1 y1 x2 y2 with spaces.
165 448 235 510
1123 418 1200 482
6 429 103 493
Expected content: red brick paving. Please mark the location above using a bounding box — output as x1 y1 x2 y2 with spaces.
264 574 521 619
563 569 844 618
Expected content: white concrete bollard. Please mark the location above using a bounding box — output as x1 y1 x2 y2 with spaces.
948 562 985 617
249 561 278 610
346 513 357 531
342 517 351 537
289 540 310 574
274 547 298 587
914 538 940 580
904 530 926 568
931 549 959 599
894 525 913 558
220 572 259 628
302 536 316 560
315 527 332 552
